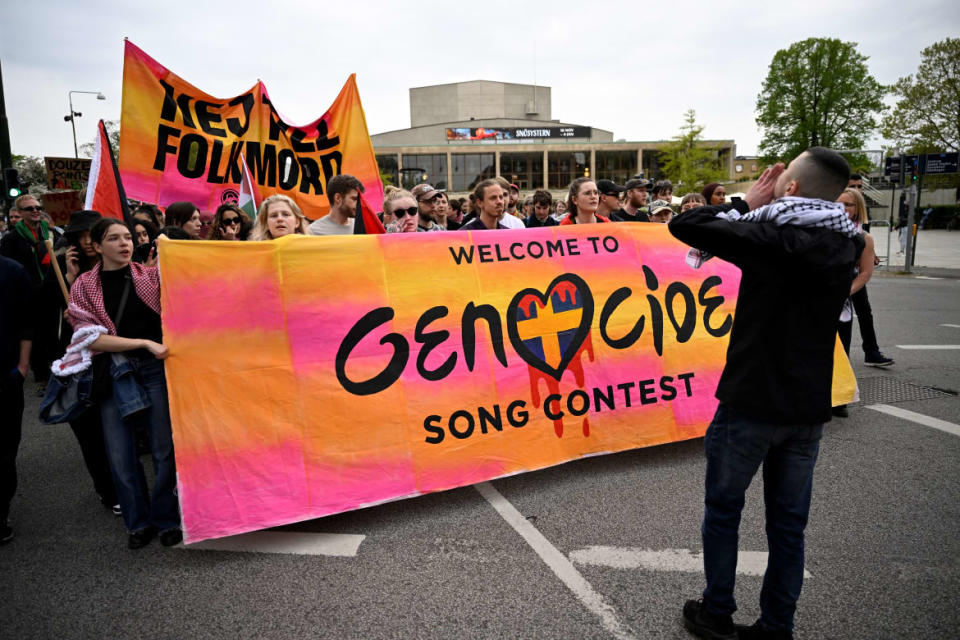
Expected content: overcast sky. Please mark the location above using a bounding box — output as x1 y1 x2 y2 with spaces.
2 0 958 160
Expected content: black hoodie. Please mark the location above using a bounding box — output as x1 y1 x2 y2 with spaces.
669 201 864 424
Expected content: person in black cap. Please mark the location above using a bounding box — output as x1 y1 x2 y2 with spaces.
40 210 121 517
612 178 652 222
596 180 627 221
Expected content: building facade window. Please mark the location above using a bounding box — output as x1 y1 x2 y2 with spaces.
401 154 447 189
735 163 743 173
547 151 588 189
376 155 398 187
642 151 665 181
450 153 495 191
500 152 544 190
595 150 637 184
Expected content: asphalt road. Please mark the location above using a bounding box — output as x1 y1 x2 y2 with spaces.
2 271 958 640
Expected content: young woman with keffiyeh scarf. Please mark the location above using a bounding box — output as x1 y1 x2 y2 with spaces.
59 218 182 550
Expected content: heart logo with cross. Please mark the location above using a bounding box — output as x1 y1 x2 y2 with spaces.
506 273 595 381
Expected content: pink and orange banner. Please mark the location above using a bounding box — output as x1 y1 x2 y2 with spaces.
118 40 383 216
159 225 857 543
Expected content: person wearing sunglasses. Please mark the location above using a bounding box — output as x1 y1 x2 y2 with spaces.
209 204 249 241
1 195 56 289
383 190 420 233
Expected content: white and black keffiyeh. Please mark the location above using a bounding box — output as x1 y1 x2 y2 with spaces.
686 197 860 268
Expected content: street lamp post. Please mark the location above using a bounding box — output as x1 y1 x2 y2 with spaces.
65 90 106 158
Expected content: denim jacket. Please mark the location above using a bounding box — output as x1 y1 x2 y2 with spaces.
40 352 151 424
109 353 152 419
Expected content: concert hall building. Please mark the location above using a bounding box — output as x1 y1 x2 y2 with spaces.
371 80 736 196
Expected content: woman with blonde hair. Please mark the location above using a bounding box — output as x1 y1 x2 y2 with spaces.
251 194 309 240
383 189 419 233
833 187 889 417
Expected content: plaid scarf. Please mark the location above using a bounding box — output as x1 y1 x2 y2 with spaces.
67 261 162 334
686 197 859 268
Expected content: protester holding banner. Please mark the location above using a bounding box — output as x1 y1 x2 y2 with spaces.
383 190 419 234
560 179 609 225
164 202 202 240
66 218 180 549
251 195 310 240
208 204 248 241
668 148 863 639
40 211 120 515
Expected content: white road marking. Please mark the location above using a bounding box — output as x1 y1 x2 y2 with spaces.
474 482 638 640
867 404 960 438
181 531 366 556
913 276 943 280
896 345 960 350
940 324 960 328
569 546 811 578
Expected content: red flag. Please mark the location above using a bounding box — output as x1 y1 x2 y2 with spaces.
84 120 133 224
353 193 385 234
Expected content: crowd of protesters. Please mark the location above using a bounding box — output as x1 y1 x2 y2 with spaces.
1 148 899 638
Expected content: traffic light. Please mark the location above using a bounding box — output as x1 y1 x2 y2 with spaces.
2 167 24 198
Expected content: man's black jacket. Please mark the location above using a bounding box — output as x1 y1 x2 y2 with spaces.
668 201 863 424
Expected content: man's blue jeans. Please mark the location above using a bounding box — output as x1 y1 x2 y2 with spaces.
100 357 180 534
701 404 823 632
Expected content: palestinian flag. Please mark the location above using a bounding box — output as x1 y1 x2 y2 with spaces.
84 119 134 224
238 154 260 219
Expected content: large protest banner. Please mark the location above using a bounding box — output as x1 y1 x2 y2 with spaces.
118 40 383 216
159 225 857 543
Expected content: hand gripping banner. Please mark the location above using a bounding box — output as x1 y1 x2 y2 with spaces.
158 226 857 543
119 40 384 216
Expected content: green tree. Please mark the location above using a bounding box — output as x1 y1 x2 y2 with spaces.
12 154 47 194
658 109 726 194
756 38 886 164
78 119 121 158
882 37 960 153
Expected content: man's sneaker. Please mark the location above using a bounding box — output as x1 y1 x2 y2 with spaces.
682 599 737 640
864 351 894 367
735 621 794 639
